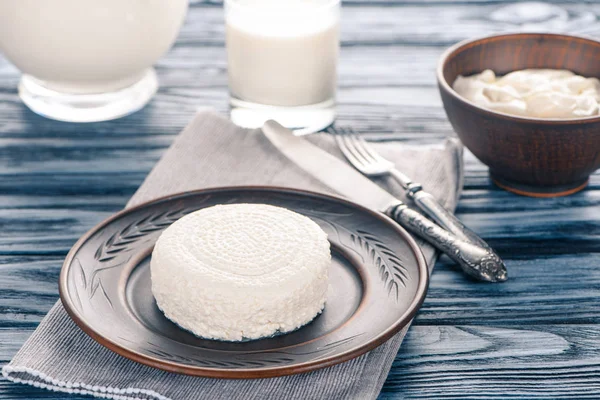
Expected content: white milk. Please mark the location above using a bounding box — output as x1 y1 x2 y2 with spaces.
226 0 340 107
0 0 188 94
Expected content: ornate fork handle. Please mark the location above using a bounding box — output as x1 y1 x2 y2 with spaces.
389 168 493 251
411 191 494 251
388 205 507 282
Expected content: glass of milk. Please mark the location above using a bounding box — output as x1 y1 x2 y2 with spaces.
0 0 188 123
225 0 340 131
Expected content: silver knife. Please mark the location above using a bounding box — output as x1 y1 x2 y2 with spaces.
262 120 507 282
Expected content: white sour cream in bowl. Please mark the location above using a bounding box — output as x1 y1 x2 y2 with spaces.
452 69 600 119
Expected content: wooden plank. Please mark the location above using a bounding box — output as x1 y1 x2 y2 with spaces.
380 324 600 399
0 85 459 140
0 151 598 256
2 325 599 399
0 145 598 254
152 3 600 47
1 43 455 140
0 159 597 213
0 176 598 254
0 257 62 328
416 253 600 325
0 195 128 211
0 134 598 194
1 249 598 329
0 87 599 169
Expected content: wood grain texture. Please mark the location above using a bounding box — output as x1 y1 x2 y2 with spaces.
0 0 599 398
381 324 600 399
2 324 599 400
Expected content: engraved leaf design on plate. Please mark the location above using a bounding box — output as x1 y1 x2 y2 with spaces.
298 209 410 302
350 230 410 301
71 258 86 312
87 204 204 305
143 341 294 368
94 207 195 263
140 333 363 369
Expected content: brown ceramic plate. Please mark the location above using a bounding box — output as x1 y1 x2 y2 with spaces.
60 187 428 379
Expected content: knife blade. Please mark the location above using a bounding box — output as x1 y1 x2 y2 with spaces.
262 120 507 282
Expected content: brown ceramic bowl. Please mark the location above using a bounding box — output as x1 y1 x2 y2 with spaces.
437 33 600 197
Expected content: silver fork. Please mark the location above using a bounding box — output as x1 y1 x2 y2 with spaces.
330 126 497 251
331 126 419 192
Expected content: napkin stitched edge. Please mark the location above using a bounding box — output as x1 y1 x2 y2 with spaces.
2 365 166 400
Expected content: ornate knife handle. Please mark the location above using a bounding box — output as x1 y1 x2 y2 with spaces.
388 205 507 282
411 191 492 250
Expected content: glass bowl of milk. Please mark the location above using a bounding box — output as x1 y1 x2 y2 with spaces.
0 0 188 123
226 0 340 131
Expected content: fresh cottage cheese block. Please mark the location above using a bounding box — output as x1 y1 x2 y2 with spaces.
150 204 331 341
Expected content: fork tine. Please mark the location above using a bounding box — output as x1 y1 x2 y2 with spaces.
334 126 393 175
356 135 392 165
346 131 378 165
342 126 392 165
335 131 367 172
339 127 382 166
336 127 371 171
341 131 372 168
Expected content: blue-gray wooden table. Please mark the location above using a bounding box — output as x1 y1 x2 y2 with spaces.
1 1 599 399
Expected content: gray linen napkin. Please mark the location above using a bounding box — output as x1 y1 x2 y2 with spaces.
3 110 463 400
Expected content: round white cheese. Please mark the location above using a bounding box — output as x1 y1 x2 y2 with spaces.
150 203 331 341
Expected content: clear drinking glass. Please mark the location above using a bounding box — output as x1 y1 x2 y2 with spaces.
225 0 341 131
0 0 188 123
